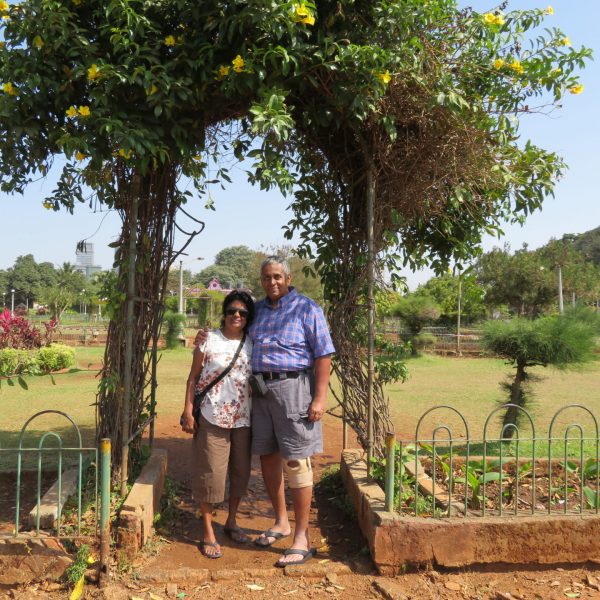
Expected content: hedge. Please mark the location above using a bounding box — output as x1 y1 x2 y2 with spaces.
0 344 75 377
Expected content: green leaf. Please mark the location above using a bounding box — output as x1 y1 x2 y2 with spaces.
17 376 28 390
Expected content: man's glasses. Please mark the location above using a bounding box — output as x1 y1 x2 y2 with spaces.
225 307 249 318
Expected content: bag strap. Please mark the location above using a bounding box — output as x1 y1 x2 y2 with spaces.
196 332 246 396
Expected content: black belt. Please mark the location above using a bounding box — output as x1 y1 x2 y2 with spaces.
259 371 307 380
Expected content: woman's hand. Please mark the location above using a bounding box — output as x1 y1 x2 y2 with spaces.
181 411 196 434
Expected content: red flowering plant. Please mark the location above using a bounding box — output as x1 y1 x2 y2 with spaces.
43 318 58 346
0 309 42 350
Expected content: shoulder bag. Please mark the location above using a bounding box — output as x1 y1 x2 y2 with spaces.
192 333 247 425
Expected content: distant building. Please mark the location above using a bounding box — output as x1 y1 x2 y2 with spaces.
207 278 231 292
75 243 102 279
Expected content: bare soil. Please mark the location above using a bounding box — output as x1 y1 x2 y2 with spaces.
5 415 600 599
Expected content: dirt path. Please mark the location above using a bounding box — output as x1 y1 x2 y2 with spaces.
106 414 600 600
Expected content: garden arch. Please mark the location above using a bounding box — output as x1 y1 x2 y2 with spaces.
0 1 589 481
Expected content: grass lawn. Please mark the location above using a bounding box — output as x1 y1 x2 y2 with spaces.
1 347 599 462
0 346 196 469
384 354 600 456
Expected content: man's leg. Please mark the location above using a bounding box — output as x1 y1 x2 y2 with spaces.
277 458 313 564
256 452 291 544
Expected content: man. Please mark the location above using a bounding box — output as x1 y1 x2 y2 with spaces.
196 256 334 567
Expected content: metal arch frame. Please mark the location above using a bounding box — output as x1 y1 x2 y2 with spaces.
548 404 600 515
413 405 470 517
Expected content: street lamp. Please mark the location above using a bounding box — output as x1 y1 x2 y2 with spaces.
1 292 5 309
10 289 15 315
179 257 204 315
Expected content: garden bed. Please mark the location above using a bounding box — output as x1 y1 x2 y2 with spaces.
398 454 600 517
341 449 600 574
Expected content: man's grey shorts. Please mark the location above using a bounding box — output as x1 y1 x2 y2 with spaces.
251 373 322 459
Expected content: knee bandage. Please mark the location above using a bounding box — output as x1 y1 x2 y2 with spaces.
283 457 313 489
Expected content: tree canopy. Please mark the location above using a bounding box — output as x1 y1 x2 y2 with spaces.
0 0 591 461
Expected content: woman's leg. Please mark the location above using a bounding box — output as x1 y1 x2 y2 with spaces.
194 416 230 554
225 426 252 536
200 501 220 557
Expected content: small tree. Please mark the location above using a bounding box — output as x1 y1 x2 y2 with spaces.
392 294 441 356
482 308 600 438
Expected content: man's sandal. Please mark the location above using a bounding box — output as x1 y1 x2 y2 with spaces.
254 528 290 547
199 541 222 559
275 548 315 568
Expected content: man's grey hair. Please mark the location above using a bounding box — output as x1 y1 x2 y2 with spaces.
261 255 291 277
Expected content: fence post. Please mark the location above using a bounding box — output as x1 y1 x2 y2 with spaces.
99 438 111 587
384 432 396 512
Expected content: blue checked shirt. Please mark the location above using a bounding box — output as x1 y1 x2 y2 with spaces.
249 288 335 373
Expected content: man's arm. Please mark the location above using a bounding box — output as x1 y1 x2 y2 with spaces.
193 328 208 347
307 355 332 422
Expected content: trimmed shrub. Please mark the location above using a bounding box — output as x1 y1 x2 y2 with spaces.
36 344 75 373
0 344 75 377
0 348 19 376
163 311 186 349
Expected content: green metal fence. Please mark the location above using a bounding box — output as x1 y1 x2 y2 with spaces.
1 410 110 542
383 403 600 518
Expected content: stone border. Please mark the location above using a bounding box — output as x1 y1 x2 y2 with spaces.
0 532 72 585
341 449 600 575
117 448 168 560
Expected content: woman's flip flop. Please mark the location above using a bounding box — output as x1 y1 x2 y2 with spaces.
199 540 222 559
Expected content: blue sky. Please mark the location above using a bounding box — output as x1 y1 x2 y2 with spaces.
1 1 598 289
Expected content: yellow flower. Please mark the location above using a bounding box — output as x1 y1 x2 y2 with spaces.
546 6 554 15
32 36 44 49
0 1 8 11
561 36 571 46
376 71 391 85
2 82 17 95
0 42 5 49
42 200 54 210
509 59 524 75
493 58 504 70
78 105 91 117
118 148 132 159
2 14 10 20
232 55 245 73
146 83 158 95
72 0 81 4
569 83 584 95
294 3 310 18
75 151 86 161
217 65 230 78
293 4 315 25
66 105 78 118
551 67 562 75
483 13 504 26
87 64 100 81
164 35 176 47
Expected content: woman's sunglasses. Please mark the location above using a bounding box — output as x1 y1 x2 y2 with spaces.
225 307 249 318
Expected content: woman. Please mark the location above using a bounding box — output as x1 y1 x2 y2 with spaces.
181 290 254 559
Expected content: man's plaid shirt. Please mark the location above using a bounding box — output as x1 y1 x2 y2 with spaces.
249 287 335 373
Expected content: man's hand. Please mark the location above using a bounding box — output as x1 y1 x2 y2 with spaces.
193 328 208 347
181 411 197 434
308 397 326 422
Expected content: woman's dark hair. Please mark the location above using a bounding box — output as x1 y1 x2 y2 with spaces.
220 290 255 332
